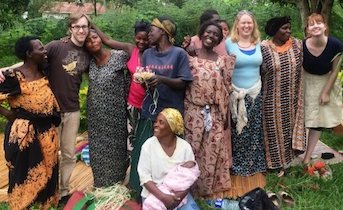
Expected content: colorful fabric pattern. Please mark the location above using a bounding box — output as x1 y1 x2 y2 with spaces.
160 108 184 136
261 38 306 169
230 93 266 176
184 55 233 197
1 70 60 210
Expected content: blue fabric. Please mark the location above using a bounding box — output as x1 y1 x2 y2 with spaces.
141 46 193 121
178 194 199 210
225 38 262 89
239 48 256 55
81 145 90 166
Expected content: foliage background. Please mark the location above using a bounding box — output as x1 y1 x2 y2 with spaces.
1 0 343 130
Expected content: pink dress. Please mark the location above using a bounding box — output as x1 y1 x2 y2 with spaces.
127 47 145 108
143 161 200 210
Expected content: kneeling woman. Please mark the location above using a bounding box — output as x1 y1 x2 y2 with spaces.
138 108 199 210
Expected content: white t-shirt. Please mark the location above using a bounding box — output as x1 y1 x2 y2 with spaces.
137 136 195 198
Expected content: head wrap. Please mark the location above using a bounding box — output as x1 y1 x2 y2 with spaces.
160 108 184 136
265 16 291 37
151 18 176 44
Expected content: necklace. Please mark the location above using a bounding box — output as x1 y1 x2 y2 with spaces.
237 41 252 49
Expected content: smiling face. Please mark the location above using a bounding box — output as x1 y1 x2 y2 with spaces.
274 23 291 43
85 31 102 54
29 39 48 64
135 31 149 52
154 113 172 139
201 24 221 49
237 14 254 38
307 20 326 37
69 16 89 46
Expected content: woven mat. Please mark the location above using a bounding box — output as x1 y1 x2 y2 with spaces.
292 140 343 166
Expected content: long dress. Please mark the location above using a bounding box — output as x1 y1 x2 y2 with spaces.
261 38 306 169
0 70 60 210
184 55 233 198
87 50 129 187
225 38 266 198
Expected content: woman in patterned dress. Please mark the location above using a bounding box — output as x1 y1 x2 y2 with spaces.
184 21 234 199
90 20 150 152
225 10 266 198
261 16 306 171
85 29 129 187
0 36 60 209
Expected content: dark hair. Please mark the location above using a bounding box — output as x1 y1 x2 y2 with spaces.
134 19 150 34
219 19 230 30
265 16 291 37
15 36 39 60
157 16 177 37
198 21 224 45
199 9 219 25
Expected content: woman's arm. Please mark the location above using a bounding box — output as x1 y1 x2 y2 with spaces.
320 54 342 105
0 106 15 121
91 23 135 55
144 181 180 208
148 76 187 90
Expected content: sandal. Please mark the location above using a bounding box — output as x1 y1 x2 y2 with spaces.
277 169 285 177
267 192 281 209
279 191 295 207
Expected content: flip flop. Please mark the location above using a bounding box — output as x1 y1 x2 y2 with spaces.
267 191 281 209
279 191 295 207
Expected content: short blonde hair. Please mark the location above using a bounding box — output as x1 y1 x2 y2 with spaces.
230 10 260 44
68 13 91 27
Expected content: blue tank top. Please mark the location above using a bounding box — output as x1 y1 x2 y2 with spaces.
225 38 262 88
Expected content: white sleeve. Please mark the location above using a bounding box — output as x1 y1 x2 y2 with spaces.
137 141 153 186
184 142 195 161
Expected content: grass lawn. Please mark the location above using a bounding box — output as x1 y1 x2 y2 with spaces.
1 130 343 210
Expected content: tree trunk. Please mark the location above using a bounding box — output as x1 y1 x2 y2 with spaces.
93 0 97 16
296 0 334 36
296 0 310 34
321 0 334 25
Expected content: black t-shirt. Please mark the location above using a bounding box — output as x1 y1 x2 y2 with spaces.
303 36 343 75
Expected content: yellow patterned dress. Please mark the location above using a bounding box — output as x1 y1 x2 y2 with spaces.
0 70 60 210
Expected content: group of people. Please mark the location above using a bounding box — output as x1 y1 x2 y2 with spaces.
0 7 342 210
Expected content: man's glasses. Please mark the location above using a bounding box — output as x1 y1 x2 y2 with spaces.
71 25 89 31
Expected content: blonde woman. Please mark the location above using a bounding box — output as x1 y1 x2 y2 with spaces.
225 10 266 198
302 13 343 166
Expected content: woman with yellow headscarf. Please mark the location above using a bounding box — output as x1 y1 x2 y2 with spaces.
129 16 193 198
137 108 199 210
